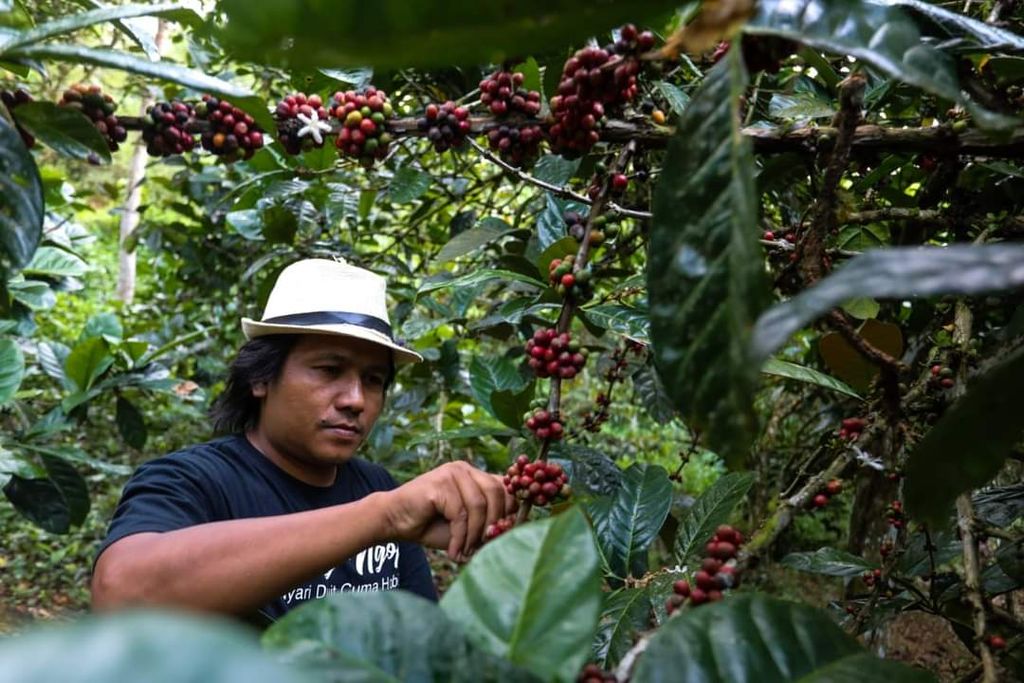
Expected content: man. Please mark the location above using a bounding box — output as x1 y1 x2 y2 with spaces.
91 258 514 624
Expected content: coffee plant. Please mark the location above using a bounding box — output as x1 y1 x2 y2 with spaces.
2 0 1024 681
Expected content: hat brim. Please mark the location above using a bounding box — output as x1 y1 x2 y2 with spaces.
241 318 423 365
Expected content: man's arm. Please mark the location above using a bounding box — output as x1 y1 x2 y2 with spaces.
92 461 511 615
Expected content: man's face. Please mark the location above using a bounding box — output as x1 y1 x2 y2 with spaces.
252 334 390 468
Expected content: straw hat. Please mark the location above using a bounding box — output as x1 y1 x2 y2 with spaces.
241 258 422 365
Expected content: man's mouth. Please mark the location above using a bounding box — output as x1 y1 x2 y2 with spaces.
322 423 362 436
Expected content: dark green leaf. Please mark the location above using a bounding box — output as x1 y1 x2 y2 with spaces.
23 245 88 278
655 81 689 116
64 337 113 392
593 589 651 669
441 507 602 683
406 425 515 447
905 345 1024 526
12 102 110 163
580 304 650 343
648 51 769 467
761 358 861 400
81 312 122 344
631 362 677 425
512 57 542 97
19 443 131 476
41 454 88 527
263 591 538 682
116 396 147 449
536 236 579 276
218 0 680 70
973 485 1024 528
0 337 24 405
436 217 514 263
751 245 1024 366
536 194 585 253
747 0 1016 130
225 209 262 239
0 115 43 271
887 0 1024 52
550 443 623 497
675 472 755 563
261 205 298 244
3 475 69 533
0 611 306 683
781 548 876 577
469 355 526 421
417 269 545 296
388 167 431 203
633 594 934 683
491 384 535 430
533 154 580 186
586 464 673 579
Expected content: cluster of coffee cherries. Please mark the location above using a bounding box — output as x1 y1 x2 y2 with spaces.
523 400 565 441
548 255 594 301
564 211 621 246
1 89 35 147
478 70 542 117
194 95 265 161
483 514 516 542
59 84 127 151
812 479 843 509
417 101 471 152
274 93 330 155
666 525 743 614
577 663 616 683
524 329 588 380
331 87 394 166
142 101 197 157
837 417 866 441
887 500 905 529
486 122 544 166
503 455 571 506
930 363 955 389
861 567 884 588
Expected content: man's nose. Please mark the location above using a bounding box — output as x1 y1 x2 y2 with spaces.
333 372 365 413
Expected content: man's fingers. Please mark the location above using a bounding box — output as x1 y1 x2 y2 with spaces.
453 465 490 553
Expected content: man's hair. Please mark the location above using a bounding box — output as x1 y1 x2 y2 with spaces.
209 334 396 435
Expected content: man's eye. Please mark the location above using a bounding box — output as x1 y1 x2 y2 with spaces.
314 365 339 375
365 373 387 387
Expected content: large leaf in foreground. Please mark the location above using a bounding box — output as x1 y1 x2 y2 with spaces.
881 0 1024 53
751 245 1024 365
0 611 305 683
0 337 25 405
0 115 43 271
675 472 755 564
441 507 601 682
263 591 537 682
633 594 935 682
648 48 769 467
905 345 1024 526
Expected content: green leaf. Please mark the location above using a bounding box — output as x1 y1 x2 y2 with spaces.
886 0 1024 52
41 453 89 527
536 236 579 276
8 279 55 310
116 396 147 449
594 588 652 669
218 0 681 70
6 45 273 132
550 443 623 498
841 296 880 320
0 337 24 405
64 336 113 392
747 0 1016 130
491 384 535 430
0 115 43 271
225 209 262 239
761 358 862 400
533 154 580 186
586 464 673 580
436 217 514 263
417 269 545 296
751 245 1024 366
263 591 537 682
973 485 1024 528
469 355 525 421
406 425 515 447
512 57 542 97
580 304 650 343
648 51 769 468
536 194 584 253
633 594 935 683
261 205 298 244
655 81 689 116
675 472 755 564
11 102 110 163
905 345 1024 526
0 611 307 683
768 92 835 121
781 548 877 577
388 167 432 203
81 312 122 344
18 443 131 476
441 508 602 683
631 362 677 425
22 245 88 278
3 475 71 533
36 340 69 386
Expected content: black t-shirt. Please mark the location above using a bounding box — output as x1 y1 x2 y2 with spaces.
97 434 436 623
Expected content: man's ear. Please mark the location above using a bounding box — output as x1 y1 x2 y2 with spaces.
251 382 268 398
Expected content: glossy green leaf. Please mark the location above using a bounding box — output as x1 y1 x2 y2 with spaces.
41 453 89 527
648 50 769 467
6 45 272 132
751 245 1024 366
883 0 1024 52
491 384 535 430
81 312 123 344
437 217 515 263
469 355 526 422
747 0 1016 130
64 336 113 392
22 245 89 278
631 362 677 425
261 205 298 244
761 358 862 400
586 464 673 579
655 81 689 116
675 473 755 564
905 345 1024 526
593 588 652 669
36 341 69 386
225 209 262 240
0 337 24 405
781 548 876 577
973 485 1024 528
218 0 680 69
263 591 538 682
417 269 545 296
633 594 934 683
533 154 580 186
8 279 55 310
11 102 110 163
3 475 70 532
0 611 307 683
441 507 602 683
0 115 43 271
549 443 623 497
388 167 432 203
580 304 650 343
116 396 147 449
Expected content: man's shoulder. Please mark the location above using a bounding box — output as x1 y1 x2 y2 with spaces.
344 457 397 491
136 434 251 479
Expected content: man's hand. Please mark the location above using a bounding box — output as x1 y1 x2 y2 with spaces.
381 462 516 561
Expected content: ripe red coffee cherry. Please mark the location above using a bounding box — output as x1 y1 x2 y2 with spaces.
695 570 717 592
673 580 691 597
710 542 737 560
702 557 723 574
988 635 1006 650
611 173 629 192
813 494 829 508
826 479 842 496
689 588 708 605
